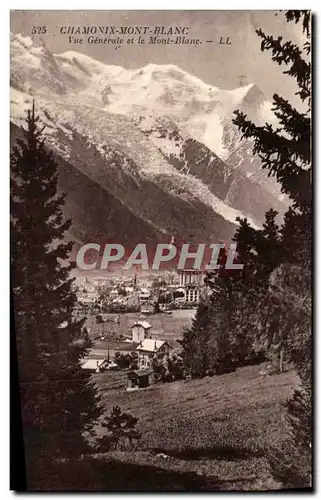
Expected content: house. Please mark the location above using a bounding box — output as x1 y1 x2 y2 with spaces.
76 279 99 305
92 303 101 314
178 269 204 286
139 287 151 302
158 302 168 312
185 287 200 303
112 297 127 305
140 301 154 315
136 339 171 369
81 357 108 373
131 320 152 343
72 302 90 319
140 304 153 315
127 369 155 390
105 361 120 371
177 269 205 303
173 287 186 304
93 276 109 292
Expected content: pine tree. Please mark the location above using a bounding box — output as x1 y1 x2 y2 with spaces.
266 263 311 486
233 11 311 266
233 16 311 213
99 406 141 452
207 221 280 371
205 247 238 373
181 210 284 377
233 211 285 368
11 104 102 483
151 356 167 382
182 246 246 377
233 11 311 487
181 301 212 377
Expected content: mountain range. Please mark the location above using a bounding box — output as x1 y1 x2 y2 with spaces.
10 32 287 255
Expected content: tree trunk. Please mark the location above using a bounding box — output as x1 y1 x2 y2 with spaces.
279 346 284 373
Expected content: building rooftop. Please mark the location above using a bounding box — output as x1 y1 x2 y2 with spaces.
81 358 106 370
132 321 152 330
178 269 204 273
136 339 166 353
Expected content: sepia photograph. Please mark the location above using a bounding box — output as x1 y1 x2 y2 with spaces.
10 9 312 491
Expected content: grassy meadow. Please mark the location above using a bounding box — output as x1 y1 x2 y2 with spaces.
85 309 195 357
91 364 299 491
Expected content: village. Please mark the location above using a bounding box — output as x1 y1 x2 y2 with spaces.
75 269 205 390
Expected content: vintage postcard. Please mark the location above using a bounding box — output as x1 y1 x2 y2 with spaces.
10 10 312 491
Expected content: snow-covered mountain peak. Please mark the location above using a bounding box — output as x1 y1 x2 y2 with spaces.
226 83 255 102
130 62 218 92
11 32 55 65
11 32 33 49
11 33 287 244
10 34 270 120
10 31 275 176
56 50 126 79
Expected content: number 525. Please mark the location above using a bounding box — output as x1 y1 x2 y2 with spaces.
31 26 47 34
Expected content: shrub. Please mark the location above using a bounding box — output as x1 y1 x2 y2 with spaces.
98 406 141 452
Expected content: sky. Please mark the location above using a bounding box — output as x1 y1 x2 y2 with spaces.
10 10 305 101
